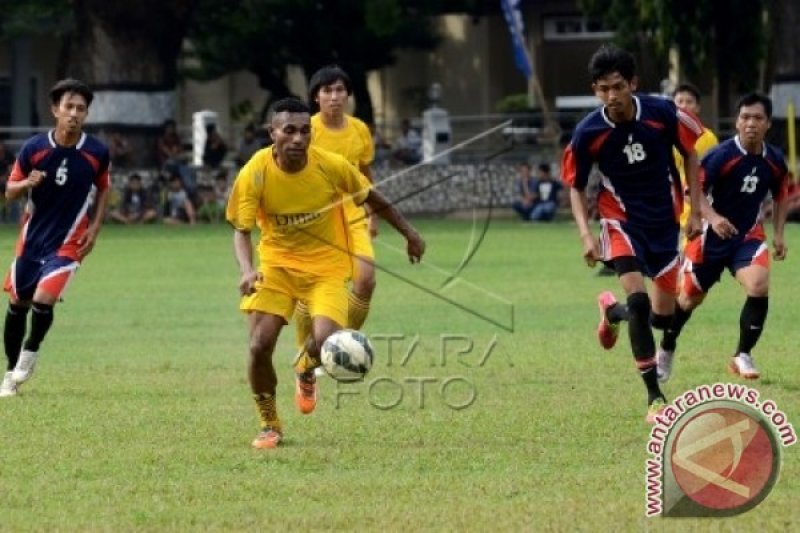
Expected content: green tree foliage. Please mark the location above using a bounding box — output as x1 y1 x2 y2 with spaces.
186 0 482 124
579 0 767 111
0 0 72 37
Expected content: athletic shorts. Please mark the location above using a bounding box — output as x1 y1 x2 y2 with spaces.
599 219 681 294
682 238 769 296
3 255 80 302
240 266 349 326
349 218 374 280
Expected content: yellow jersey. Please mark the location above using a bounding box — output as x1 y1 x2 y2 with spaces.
226 145 371 278
675 127 718 228
674 127 718 186
310 113 374 225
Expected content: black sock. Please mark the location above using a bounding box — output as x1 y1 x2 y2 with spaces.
641 366 665 405
4 303 29 370
627 292 663 403
737 296 768 354
660 305 694 351
627 292 655 359
607 303 629 324
23 303 54 353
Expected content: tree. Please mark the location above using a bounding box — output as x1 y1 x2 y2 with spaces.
579 0 767 117
187 0 481 125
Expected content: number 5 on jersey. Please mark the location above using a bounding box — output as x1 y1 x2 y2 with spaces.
55 158 68 185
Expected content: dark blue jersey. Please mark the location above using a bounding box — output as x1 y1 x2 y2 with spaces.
562 94 703 228
9 131 111 261
696 136 788 250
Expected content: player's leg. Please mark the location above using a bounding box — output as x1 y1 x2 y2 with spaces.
594 221 634 349
293 276 349 414
247 311 286 448
292 299 312 361
655 256 719 382
1 298 28 397
349 255 375 329
729 243 771 379
348 221 376 330
239 266 296 448
291 222 373 368
1 259 38 397
12 258 79 386
3 259 35 371
616 264 667 421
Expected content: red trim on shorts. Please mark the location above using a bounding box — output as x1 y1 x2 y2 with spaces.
653 260 679 295
38 269 74 300
681 267 705 297
598 192 627 221
752 244 769 269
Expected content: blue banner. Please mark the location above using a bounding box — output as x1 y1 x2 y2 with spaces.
500 0 532 80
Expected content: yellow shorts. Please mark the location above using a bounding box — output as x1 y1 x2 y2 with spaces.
240 266 349 326
349 218 374 281
349 218 374 259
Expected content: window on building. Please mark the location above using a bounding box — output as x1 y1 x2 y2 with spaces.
543 16 613 41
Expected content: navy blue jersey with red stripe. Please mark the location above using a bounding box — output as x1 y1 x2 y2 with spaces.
562 94 703 228
9 131 110 261
700 136 789 238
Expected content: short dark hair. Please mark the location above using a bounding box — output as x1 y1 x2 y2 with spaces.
49 78 93 107
538 163 551 174
736 92 773 119
674 83 701 103
268 97 310 122
308 65 352 103
589 44 636 82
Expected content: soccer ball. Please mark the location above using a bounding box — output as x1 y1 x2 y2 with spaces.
320 329 374 382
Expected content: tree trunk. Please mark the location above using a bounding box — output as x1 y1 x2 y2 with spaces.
347 66 375 127
60 0 196 168
256 70 294 125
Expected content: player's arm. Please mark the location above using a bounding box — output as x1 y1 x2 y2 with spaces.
771 171 790 260
561 141 599 267
78 185 111 258
233 229 260 295
568 187 600 267
697 155 738 240
78 164 112 258
227 159 263 293
772 195 789 260
360 163 379 237
5 156 45 201
682 148 703 240
362 189 425 263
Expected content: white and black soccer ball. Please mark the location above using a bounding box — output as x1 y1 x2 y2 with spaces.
320 329 374 382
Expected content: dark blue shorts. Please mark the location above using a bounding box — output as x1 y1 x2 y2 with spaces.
5 255 79 302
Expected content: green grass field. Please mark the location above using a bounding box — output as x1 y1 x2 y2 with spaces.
0 219 798 531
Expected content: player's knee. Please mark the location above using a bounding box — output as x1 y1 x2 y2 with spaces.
679 292 704 311
744 278 769 297
626 292 651 321
249 331 277 361
353 274 376 298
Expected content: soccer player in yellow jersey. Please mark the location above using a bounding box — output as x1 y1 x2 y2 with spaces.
673 83 719 237
289 65 378 363
226 98 425 449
